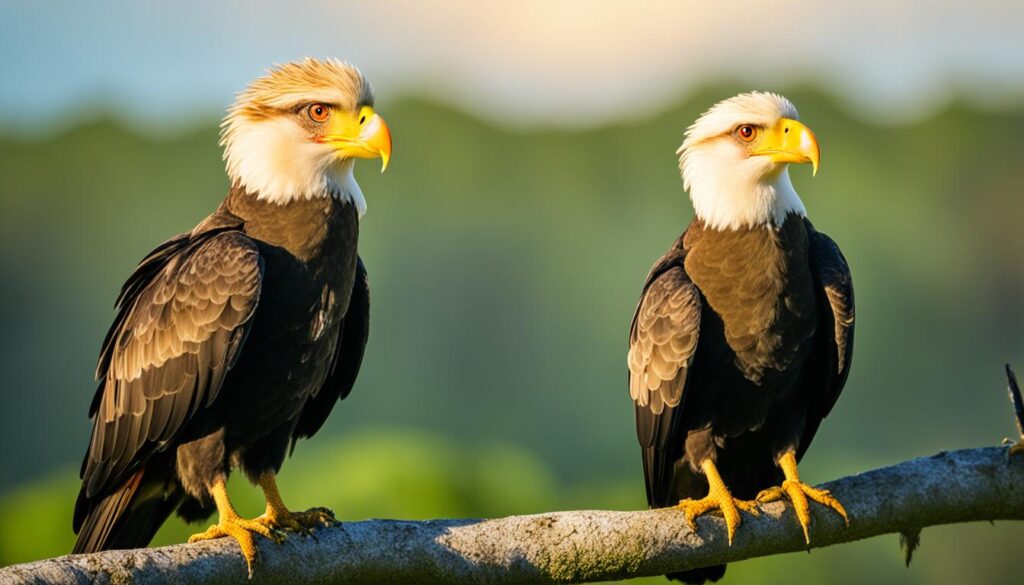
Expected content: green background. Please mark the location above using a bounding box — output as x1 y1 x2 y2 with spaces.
2 86 1023 583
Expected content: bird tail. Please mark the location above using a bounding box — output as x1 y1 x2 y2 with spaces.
72 466 182 554
667 565 727 584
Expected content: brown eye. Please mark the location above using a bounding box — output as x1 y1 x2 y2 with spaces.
308 103 330 123
736 124 757 141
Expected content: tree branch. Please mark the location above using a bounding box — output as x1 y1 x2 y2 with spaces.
2 447 1022 585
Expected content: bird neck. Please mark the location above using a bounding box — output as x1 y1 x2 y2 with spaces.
224 184 360 263
325 160 367 216
222 117 367 214
228 158 366 215
687 165 806 231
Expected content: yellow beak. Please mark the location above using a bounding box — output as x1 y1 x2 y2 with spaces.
750 118 820 176
320 106 393 172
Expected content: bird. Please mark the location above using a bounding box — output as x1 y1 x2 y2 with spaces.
71 58 392 576
628 92 853 584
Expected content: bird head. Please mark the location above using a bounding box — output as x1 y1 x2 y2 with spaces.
220 58 392 213
677 92 819 230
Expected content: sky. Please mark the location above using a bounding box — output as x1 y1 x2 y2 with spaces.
1 0 1023 132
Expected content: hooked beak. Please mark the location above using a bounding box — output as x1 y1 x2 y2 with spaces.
320 107 393 172
750 118 820 176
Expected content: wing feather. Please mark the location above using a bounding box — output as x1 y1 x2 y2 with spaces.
79 230 263 501
629 245 702 507
291 257 370 444
798 220 855 457
806 222 855 418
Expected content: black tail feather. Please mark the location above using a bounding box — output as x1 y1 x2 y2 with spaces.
72 466 182 554
667 565 727 584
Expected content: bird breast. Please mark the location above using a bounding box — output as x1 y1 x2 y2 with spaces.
683 214 817 383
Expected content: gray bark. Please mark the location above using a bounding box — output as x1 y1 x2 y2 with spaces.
2 447 1022 584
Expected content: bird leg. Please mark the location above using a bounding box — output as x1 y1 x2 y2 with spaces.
757 451 848 544
676 458 759 545
255 472 336 536
188 478 283 578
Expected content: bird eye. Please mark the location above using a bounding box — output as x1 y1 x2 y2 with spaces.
307 104 330 123
736 125 757 141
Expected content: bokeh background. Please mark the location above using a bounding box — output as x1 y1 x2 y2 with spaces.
2 1 1024 583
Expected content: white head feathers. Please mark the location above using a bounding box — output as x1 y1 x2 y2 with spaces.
220 59 373 213
677 92 807 230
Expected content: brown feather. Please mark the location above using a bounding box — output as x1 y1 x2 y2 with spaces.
80 230 263 500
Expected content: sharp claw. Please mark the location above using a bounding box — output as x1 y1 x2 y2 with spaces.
188 515 277 576
259 507 338 540
676 500 700 531
756 486 784 503
782 481 813 545
763 479 849 544
676 494 756 545
737 499 761 516
271 527 287 544
187 524 222 543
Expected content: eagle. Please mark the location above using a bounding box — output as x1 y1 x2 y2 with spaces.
628 92 853 584
71 59 392 575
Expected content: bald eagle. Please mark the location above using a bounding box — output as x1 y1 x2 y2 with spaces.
72 59 392 575
628 92 853 583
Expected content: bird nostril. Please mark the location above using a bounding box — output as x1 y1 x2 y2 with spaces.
784 127 790 134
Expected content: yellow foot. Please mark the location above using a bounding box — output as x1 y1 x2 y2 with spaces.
258 506 337 537
678 459 760 545
677 494 759 545
188 516 284 578
757 479 848 544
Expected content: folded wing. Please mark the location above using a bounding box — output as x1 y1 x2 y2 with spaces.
629 248 702 507
75 229 264 529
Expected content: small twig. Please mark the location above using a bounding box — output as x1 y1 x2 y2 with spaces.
1005 364 1024 439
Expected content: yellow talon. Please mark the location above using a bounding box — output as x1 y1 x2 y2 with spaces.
186 474 336 577
677 459 759 545
187 479 283 578
758 451 848 544
256 473 337 536
257 507 337 535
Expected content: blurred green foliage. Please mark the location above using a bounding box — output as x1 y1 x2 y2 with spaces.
0 428 564 564
1 87 1023 582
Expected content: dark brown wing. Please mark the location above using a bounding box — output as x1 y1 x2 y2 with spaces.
78 229 263 508
799 221 855 456
291 256 370 443
629 244 701 507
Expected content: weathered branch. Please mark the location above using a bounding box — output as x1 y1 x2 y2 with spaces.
2 447 1022 584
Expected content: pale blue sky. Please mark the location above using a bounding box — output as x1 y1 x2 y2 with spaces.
2 0 1022 132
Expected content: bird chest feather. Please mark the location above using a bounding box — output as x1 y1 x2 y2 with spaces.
684 214 817 383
